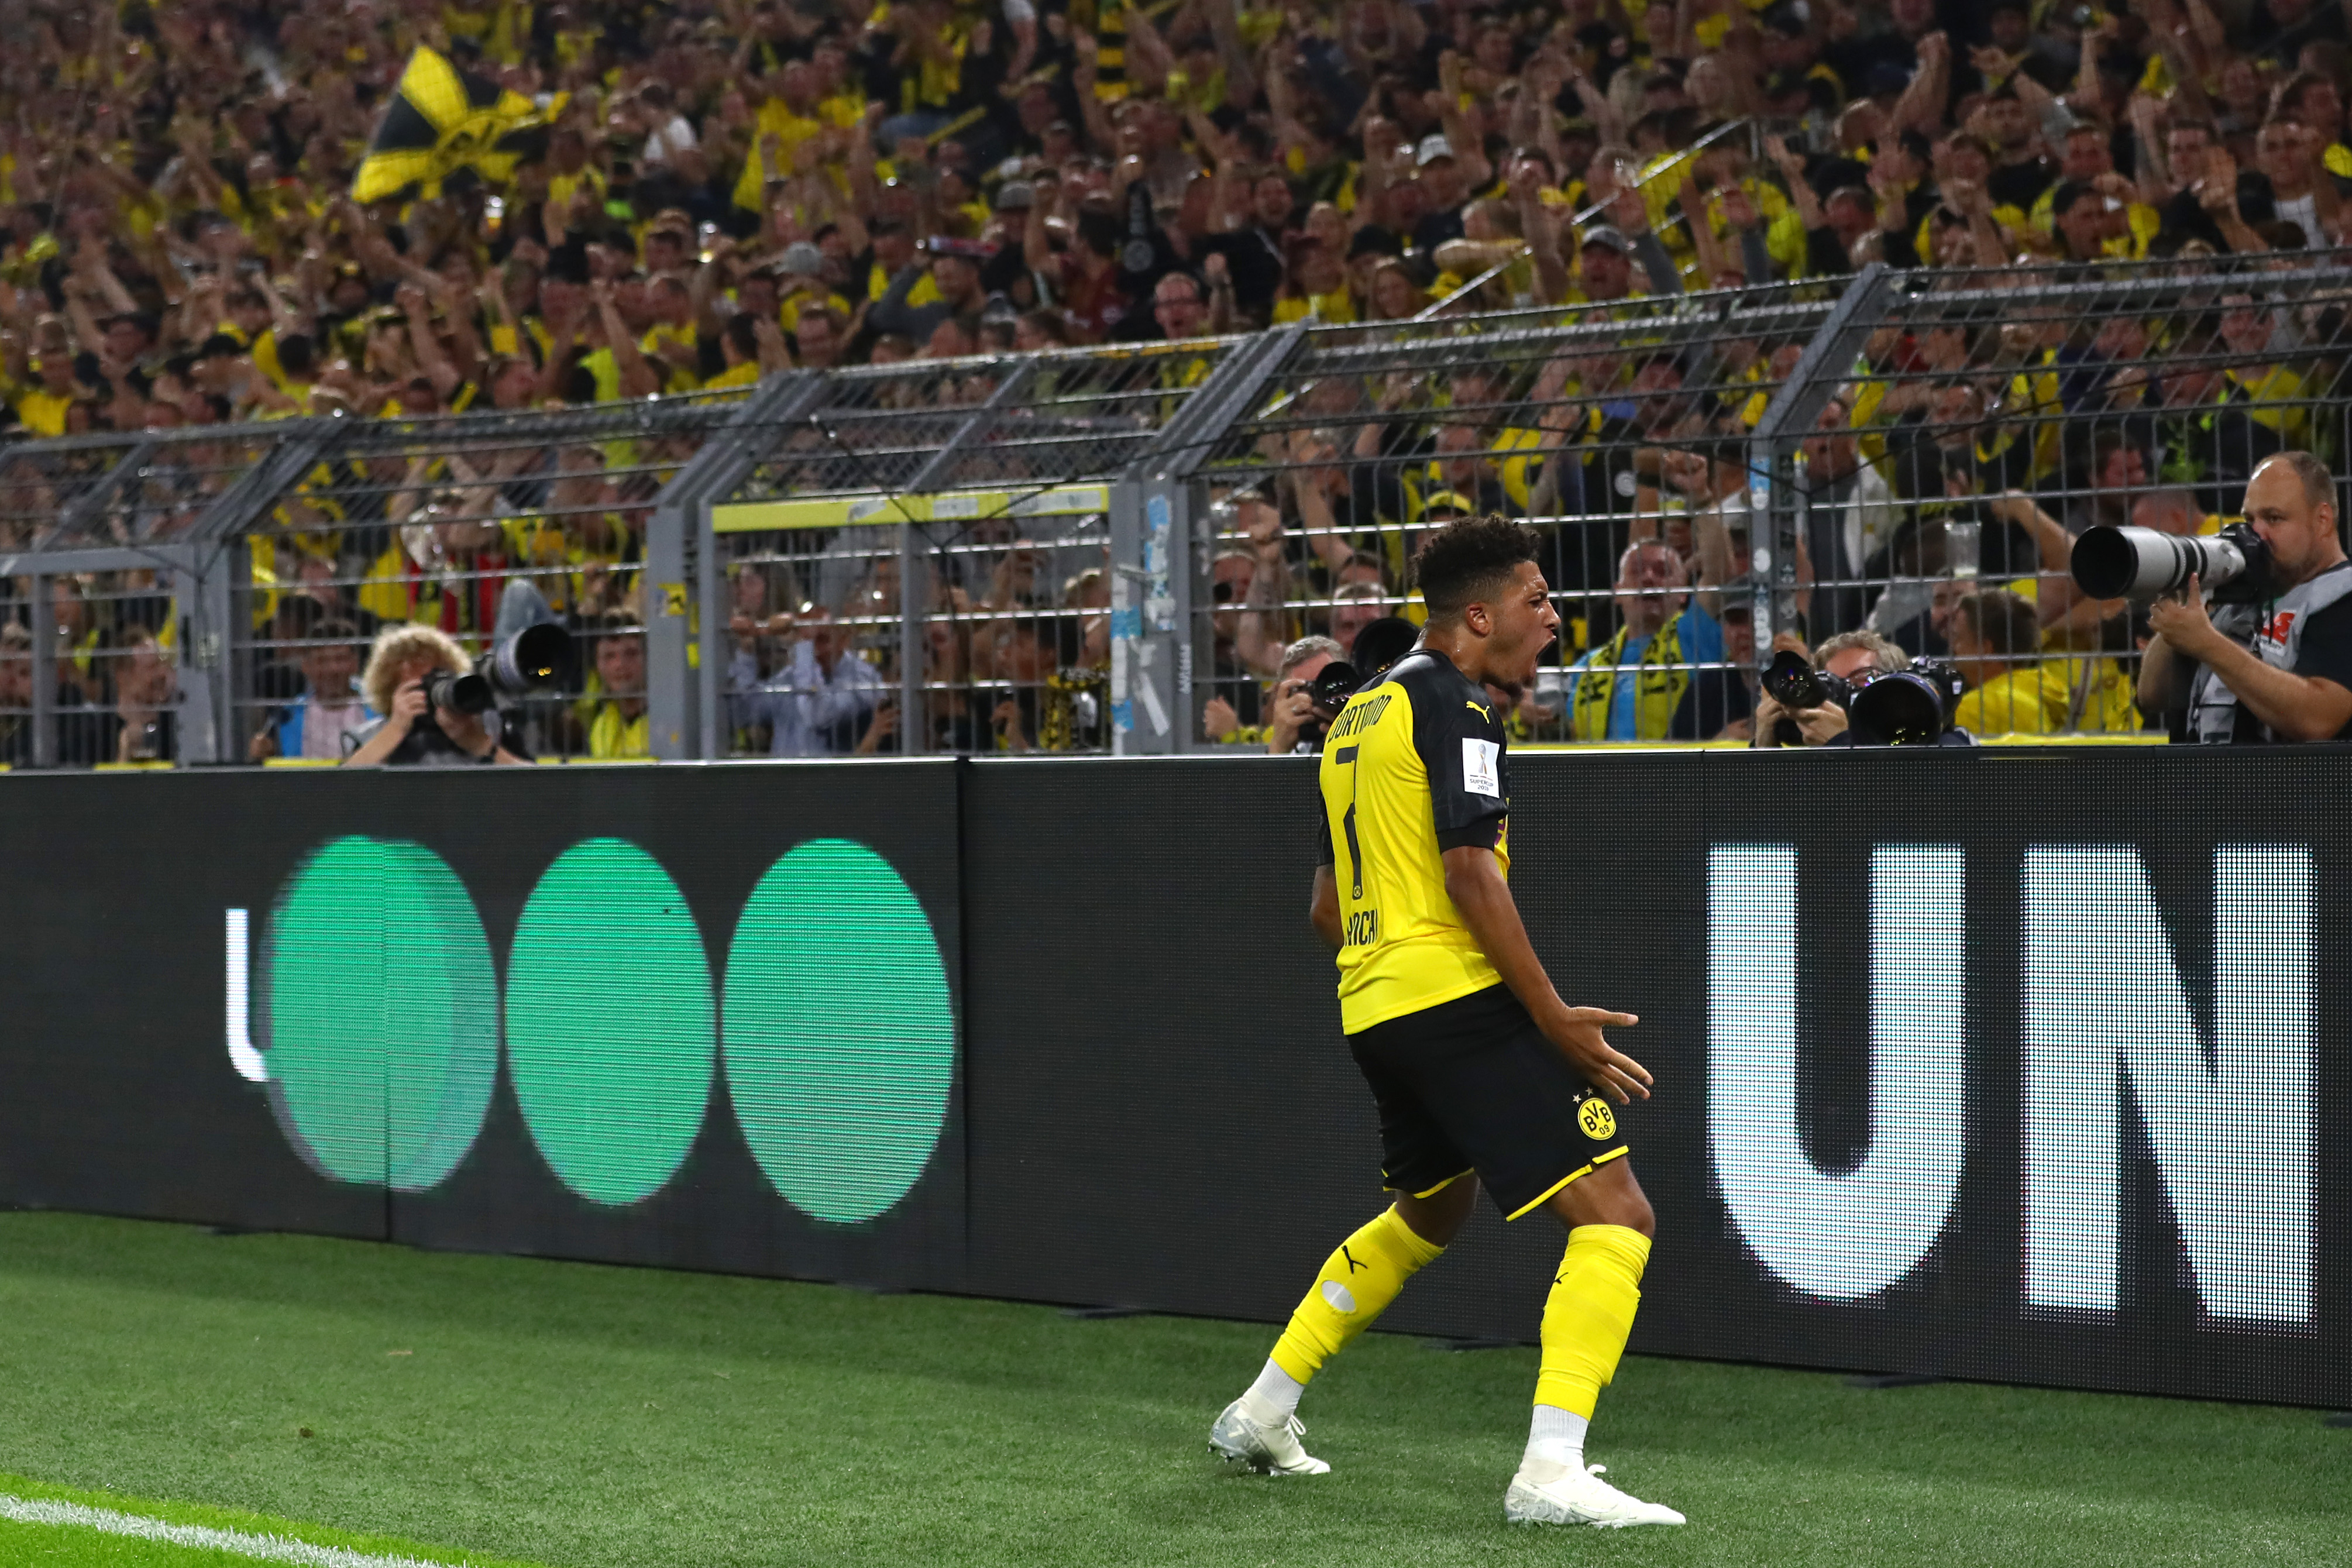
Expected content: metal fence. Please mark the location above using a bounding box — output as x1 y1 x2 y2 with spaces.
1754 250 2352 745
0 250 2338 768
1187 284 1841 749
230 391 749 765
702 336 1244 758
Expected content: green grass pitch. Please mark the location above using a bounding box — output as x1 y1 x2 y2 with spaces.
0 1212 2341 1567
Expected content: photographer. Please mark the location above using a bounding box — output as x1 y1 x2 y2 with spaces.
344 625 532 767
1751 631 1909 747
2141 453 2352 744
1263 637 1345 755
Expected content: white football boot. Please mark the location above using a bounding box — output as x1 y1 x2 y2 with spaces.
1209 1396 1331 1475
1505 1452 1685 1527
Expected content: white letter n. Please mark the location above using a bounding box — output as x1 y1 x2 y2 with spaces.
2023 847 2312 1324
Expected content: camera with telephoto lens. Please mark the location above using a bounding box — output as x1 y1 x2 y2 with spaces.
1846 657 1966 745
1762 648 1856 715
421 586 575 719
1762 648 1861 746
2070 522 2277 604
1307 659 1361 720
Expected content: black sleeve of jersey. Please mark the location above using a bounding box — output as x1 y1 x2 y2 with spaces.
1316 797 1335 866
1404 658 1509 852
2291 595 2352 717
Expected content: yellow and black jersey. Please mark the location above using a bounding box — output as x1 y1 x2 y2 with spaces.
1317 649 1511 1034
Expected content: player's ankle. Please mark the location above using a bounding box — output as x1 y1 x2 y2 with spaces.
1242 1359 1305 1421
1524 1405 1588 1473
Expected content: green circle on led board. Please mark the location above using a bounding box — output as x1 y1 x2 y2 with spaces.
266 836 498 1190
504 838 716 1205
723 840 954 1223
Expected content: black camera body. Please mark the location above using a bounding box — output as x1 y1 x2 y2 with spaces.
422 621 574 720
1846 659 1963 745
1765 648 1964 746
1762 648 1855 714
1306 659 1361 721
421 666 494 716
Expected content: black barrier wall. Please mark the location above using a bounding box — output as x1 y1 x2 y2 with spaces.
0 761 967 1291
1 751 2343 1407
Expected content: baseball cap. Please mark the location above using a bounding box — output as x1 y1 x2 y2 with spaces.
995 180 1036 212
1580 225 1635 255
1416 134 1456 167
778 241 825 277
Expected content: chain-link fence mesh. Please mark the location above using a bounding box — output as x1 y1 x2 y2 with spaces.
1771 250 2352 745
0 427 287 766
2 259 2340 766
1187 284 1839 749
712 338 1237 757
236 391 744 765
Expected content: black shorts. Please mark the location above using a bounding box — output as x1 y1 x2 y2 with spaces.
1347 984 1631 1220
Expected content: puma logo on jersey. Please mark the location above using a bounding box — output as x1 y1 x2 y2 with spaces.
1465 700 1490 720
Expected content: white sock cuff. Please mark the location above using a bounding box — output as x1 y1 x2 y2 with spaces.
1243 1358 1306 1419
1528 1403 1589 1458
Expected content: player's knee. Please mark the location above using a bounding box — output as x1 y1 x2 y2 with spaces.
1394 1177 1476 1246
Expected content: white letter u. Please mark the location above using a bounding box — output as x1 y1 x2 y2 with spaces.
1708 845 1966 1300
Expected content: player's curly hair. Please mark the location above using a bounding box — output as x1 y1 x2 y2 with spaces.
1412 514 1539 621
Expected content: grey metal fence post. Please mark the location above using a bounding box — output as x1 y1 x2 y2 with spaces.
898 517 920 755
1108 477 1177 755
185 422 333 763
696 493 724 759
644 485 700 761
1114 325 1306 754
28 570 54 769
165 545 230 765
1748 264 1896 660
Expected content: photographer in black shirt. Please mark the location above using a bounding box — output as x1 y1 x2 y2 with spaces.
344 624 532 768
2141 452 2352 743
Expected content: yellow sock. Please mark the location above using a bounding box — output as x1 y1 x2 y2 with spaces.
1532 1224 1651 1419
1268 1206 1446 1383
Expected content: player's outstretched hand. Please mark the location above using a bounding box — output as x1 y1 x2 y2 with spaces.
1545 1006 1652 1105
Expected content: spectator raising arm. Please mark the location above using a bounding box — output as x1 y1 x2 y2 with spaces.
1512 160 1572 306
1608 187 1684 297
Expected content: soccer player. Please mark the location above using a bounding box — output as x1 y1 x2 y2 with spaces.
1209 515 1681 1528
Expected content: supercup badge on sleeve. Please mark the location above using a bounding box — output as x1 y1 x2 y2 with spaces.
1463 738 1501 797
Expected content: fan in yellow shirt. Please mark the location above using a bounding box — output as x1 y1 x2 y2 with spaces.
9 355 85 438
582 614 651 760
1948 586 2075 737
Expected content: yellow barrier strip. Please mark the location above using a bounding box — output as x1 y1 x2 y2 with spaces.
1515 731 2168 752
711 484 1111 534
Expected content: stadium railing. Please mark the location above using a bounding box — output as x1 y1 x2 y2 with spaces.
0 249 2339 767
1183 281 1842 749
231 389 757 765
1753 249 2352 744
697 335 1249 759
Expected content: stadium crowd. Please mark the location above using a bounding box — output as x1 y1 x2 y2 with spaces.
0 0 2347 762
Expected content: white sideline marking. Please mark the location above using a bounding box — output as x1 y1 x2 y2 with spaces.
0 1493 459 1567
226 907 269 1082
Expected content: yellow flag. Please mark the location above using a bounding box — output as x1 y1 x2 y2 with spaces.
353 47 548 204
